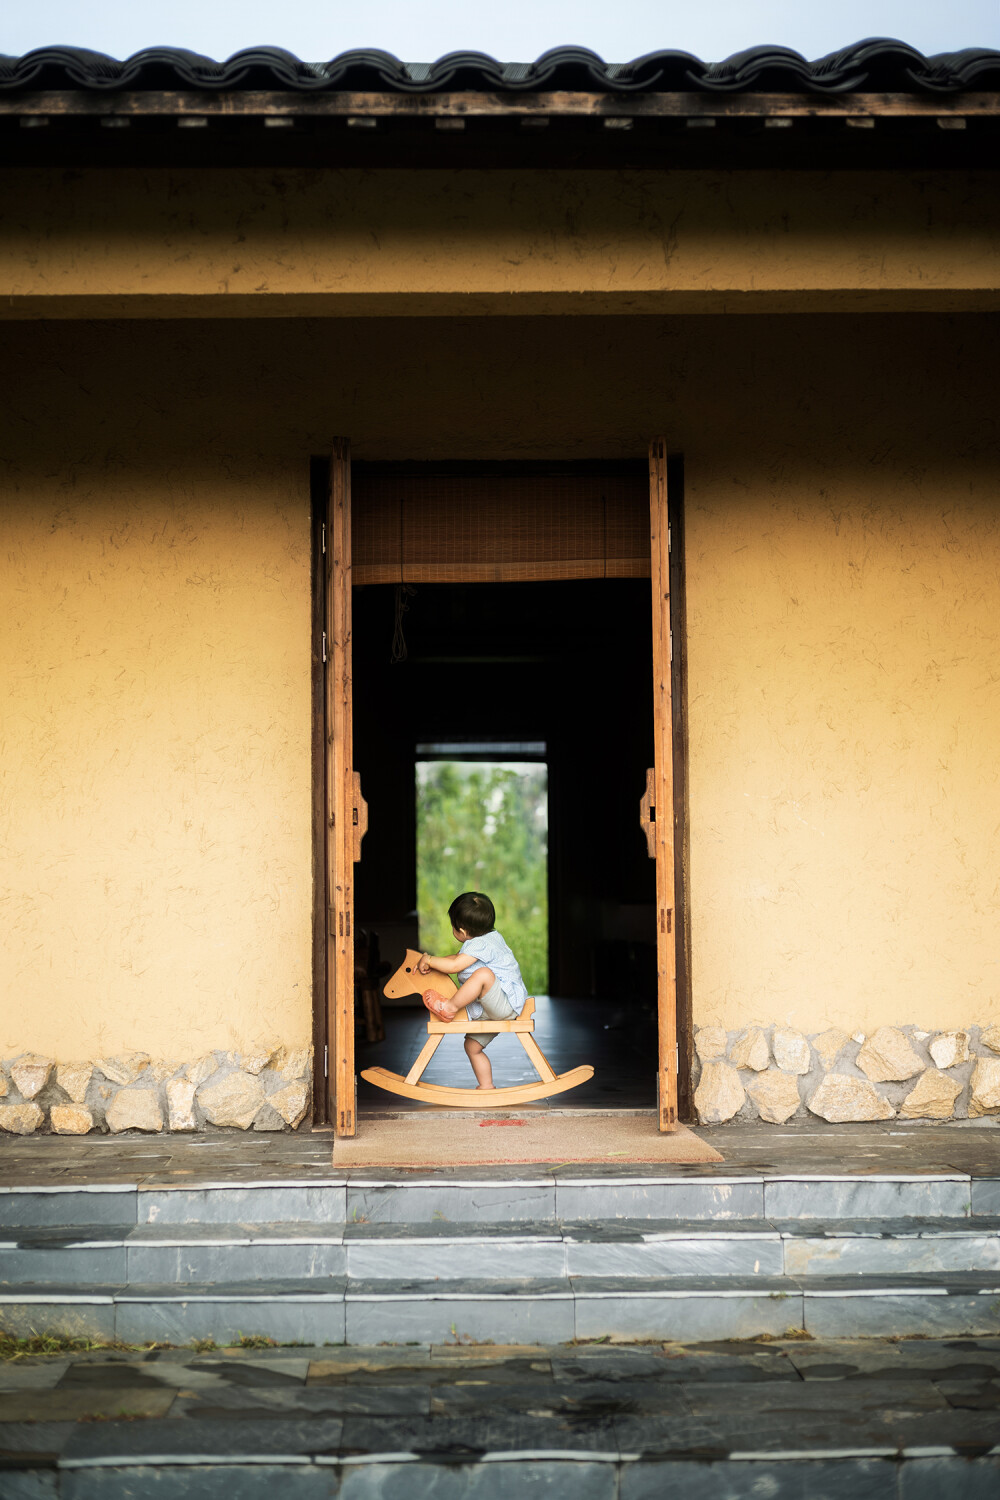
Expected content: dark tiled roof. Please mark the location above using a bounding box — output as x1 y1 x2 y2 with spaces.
1 38 999 94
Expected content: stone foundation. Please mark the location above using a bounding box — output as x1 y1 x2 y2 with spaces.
0 1048 313 1135
693 1024 1000 1124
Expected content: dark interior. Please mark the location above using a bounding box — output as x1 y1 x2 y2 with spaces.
353 577 659 1107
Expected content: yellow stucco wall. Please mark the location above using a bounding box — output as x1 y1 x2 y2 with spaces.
1 458 313 1059
2 169 998 317
685 478 1000 1034
2 312 998 1061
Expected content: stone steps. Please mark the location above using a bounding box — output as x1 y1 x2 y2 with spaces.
2 1172 998 1346
3 1216 999 1284
3 1272 1000 1344
2 1168 995 1227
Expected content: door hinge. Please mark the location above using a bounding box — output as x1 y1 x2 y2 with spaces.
675 1045 679 1072
669 629 673 664
322 631 327 663
321 523 326 554
668 522 672 552
324 1045 328 1077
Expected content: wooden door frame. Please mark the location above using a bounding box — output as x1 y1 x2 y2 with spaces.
313 444 693 1136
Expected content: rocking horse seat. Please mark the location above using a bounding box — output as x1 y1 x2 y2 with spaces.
360 951 594 1107
426 996 536 1034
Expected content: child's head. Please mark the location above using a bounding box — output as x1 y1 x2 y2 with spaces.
448 891 495 939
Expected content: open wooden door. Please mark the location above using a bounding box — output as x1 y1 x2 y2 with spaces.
325 439 367 1137
646 439 679 1130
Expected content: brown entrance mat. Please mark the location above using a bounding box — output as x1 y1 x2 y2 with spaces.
332 1111 723 1167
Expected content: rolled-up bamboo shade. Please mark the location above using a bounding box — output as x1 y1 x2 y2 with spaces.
352 472 650 584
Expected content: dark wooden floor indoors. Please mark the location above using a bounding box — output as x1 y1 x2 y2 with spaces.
356 995 659 1112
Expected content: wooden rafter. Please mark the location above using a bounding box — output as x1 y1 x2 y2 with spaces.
2 89 997 119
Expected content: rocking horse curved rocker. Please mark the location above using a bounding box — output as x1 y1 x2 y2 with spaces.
360 950 595 1106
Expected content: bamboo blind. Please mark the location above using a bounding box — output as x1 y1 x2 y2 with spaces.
352 473 651 584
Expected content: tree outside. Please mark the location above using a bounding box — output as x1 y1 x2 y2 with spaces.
416 761 548 994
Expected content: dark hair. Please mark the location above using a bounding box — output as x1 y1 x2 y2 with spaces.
448 891 495 937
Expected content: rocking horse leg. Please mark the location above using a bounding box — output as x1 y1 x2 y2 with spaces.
518 1033 557 1083
405 1032 444 1086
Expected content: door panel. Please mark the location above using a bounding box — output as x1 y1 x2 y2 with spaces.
648 439 679 1130
326 440 357 1136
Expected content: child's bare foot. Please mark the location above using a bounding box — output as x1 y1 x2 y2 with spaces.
422 990 456 1020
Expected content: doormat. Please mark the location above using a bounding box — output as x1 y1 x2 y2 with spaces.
331 1111 723 1166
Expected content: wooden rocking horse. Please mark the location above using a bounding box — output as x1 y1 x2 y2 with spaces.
360 950 595 1106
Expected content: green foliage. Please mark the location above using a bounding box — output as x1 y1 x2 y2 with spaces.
416 761 548 994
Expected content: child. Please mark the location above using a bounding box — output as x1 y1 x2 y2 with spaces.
418 891 528 1091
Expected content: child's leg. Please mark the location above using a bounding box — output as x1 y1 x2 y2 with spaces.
422 966 495 1021
464 1036 494 1090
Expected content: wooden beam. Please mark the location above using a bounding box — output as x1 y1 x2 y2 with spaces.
0 88 996 119
326 438 356 1137
649 438 678 1132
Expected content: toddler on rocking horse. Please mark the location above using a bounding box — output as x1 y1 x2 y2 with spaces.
418 891 528 1091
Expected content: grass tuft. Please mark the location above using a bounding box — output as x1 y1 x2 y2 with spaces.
0 1331 170 1361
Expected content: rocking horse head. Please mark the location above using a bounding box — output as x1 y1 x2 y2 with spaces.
383 949 456 1002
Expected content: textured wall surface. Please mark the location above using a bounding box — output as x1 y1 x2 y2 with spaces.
686 464 1000 1034
1 169 998 317
1 452 312 1059
2 311 998 1078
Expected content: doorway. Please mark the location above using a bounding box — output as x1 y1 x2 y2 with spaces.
352 577 659 1108
314 452 687 1135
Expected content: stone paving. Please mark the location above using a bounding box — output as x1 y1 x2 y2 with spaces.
0 1337 998 1495
1 1119 999 1189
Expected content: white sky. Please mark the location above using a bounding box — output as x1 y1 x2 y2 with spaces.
2 2 998 63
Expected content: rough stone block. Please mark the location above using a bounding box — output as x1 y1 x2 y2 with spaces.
95 1053 150 1086
243 1049 274 1076
772 1027 810 1074
165 1077 198 1131
694 1061 745 1123
980 1024 1000 1055
49 1104 94 1134
693 1026 727 1062
106 1086 164 1133
856 1026 923 1082
728 1029 769 1072
55 1063 92 1103
747 1069 801 1123
928 1030 970 1069
0 1102 45 1134
186 1055 218 1087
254 1102 286 1130
270 1080 310 1128
812 1028 849 1071
807 1073 894 1122
969 1057 1000 1117
198 1070 265 1129
0 1070 7 1097
899 1068 962 1120
273 1046 311 1080
10 1055 53 1099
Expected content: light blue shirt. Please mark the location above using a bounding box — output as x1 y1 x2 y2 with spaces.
458 930 528 1020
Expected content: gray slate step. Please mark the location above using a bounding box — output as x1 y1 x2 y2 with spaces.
3 1216 1000 1284
3 1271 999 1344
2 1169 991 1227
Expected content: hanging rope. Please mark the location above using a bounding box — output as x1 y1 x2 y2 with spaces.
391 583 417 663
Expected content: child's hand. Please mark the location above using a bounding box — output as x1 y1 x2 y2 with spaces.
417 953 431 974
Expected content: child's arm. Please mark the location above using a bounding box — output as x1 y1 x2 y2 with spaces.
418 952 468 976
